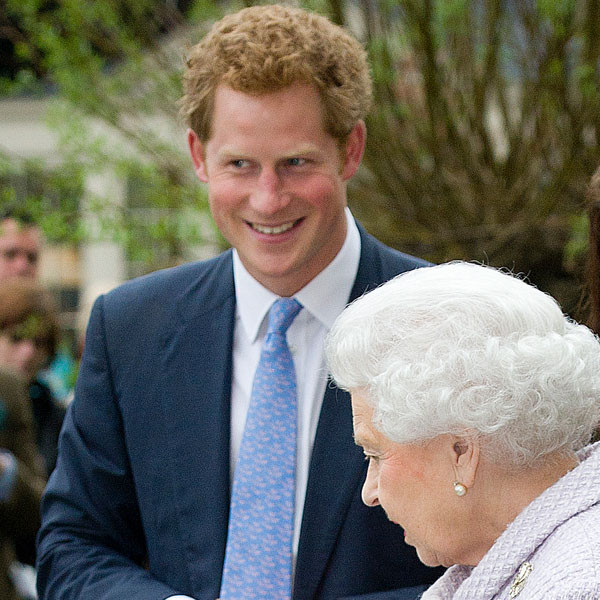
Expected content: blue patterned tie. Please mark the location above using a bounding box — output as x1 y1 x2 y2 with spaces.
220 297 303 600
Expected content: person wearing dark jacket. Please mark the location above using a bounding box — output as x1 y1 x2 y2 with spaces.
0 278 64 476
0 368 46 600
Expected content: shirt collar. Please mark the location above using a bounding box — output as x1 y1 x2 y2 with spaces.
233 208 361 343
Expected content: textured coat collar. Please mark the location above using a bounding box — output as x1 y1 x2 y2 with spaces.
423 442 600 599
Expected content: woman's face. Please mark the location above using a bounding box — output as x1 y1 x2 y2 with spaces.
0 318 51 382
351 389 471 568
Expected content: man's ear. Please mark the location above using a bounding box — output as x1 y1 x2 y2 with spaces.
451 435 480 489
187 129 209 183
341 120 366 181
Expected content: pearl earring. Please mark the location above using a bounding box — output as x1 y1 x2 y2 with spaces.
453 481 467 497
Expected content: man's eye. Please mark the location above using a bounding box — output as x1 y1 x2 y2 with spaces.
287 158 306 167
1 249 37 263
364 454 380 463
231 159 249 168
2 249 17 260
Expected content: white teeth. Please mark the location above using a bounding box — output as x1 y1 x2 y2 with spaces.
251 221 296 234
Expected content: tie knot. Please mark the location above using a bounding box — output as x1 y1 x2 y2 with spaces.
267 298 302 336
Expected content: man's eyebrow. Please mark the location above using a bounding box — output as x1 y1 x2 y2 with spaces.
281 144 320 157
216 148 247 160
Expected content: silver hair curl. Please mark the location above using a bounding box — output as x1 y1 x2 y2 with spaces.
325 262 600 467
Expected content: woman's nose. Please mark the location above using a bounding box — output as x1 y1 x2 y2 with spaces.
361 461 381 507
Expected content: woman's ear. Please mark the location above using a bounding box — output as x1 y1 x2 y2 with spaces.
452 435 480 489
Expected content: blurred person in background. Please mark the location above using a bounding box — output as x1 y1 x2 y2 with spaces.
0 368 46 600
0 208 76 407
0 278 64 477
0 210 41 281
585 166 600 336
326 262 600 599
0 209 49 600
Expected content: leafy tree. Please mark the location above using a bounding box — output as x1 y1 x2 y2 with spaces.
318 0 599 314
2 0 599 311
1 0 226 271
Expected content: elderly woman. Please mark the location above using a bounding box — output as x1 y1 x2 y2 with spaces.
325 262 600 599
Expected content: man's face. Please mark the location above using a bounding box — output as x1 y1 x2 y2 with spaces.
0 219 42 280
188 82 365 296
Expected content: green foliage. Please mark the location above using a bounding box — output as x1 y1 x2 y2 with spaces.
327 0 600 314
2 0 599 310
565 212 589 269
1 0 225 272
0 149 86 243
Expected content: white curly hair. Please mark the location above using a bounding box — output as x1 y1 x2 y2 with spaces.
325 262 600 467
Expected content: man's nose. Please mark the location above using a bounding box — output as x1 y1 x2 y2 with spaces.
361 461 380 507
249 168 289 214
9 252 36 277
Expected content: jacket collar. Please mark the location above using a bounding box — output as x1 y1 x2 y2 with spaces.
424 442 600 599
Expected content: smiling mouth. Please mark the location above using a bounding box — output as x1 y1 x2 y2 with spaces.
248 219 301 235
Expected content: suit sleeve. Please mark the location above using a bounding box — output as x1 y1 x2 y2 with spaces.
36 296 183 600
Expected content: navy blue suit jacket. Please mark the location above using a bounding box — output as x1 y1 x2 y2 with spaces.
37 227 442 599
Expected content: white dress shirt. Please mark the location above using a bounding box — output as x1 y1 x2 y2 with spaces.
167 209 361 600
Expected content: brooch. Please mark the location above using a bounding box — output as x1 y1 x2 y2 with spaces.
509 562 533 598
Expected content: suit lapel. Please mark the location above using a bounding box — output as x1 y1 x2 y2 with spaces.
294 382 364 599
295 230 387 599
159 253 235 599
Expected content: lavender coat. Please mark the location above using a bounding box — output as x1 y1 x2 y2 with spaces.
422 442 600 600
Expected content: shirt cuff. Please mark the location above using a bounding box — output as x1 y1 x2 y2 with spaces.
0 451 17 502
